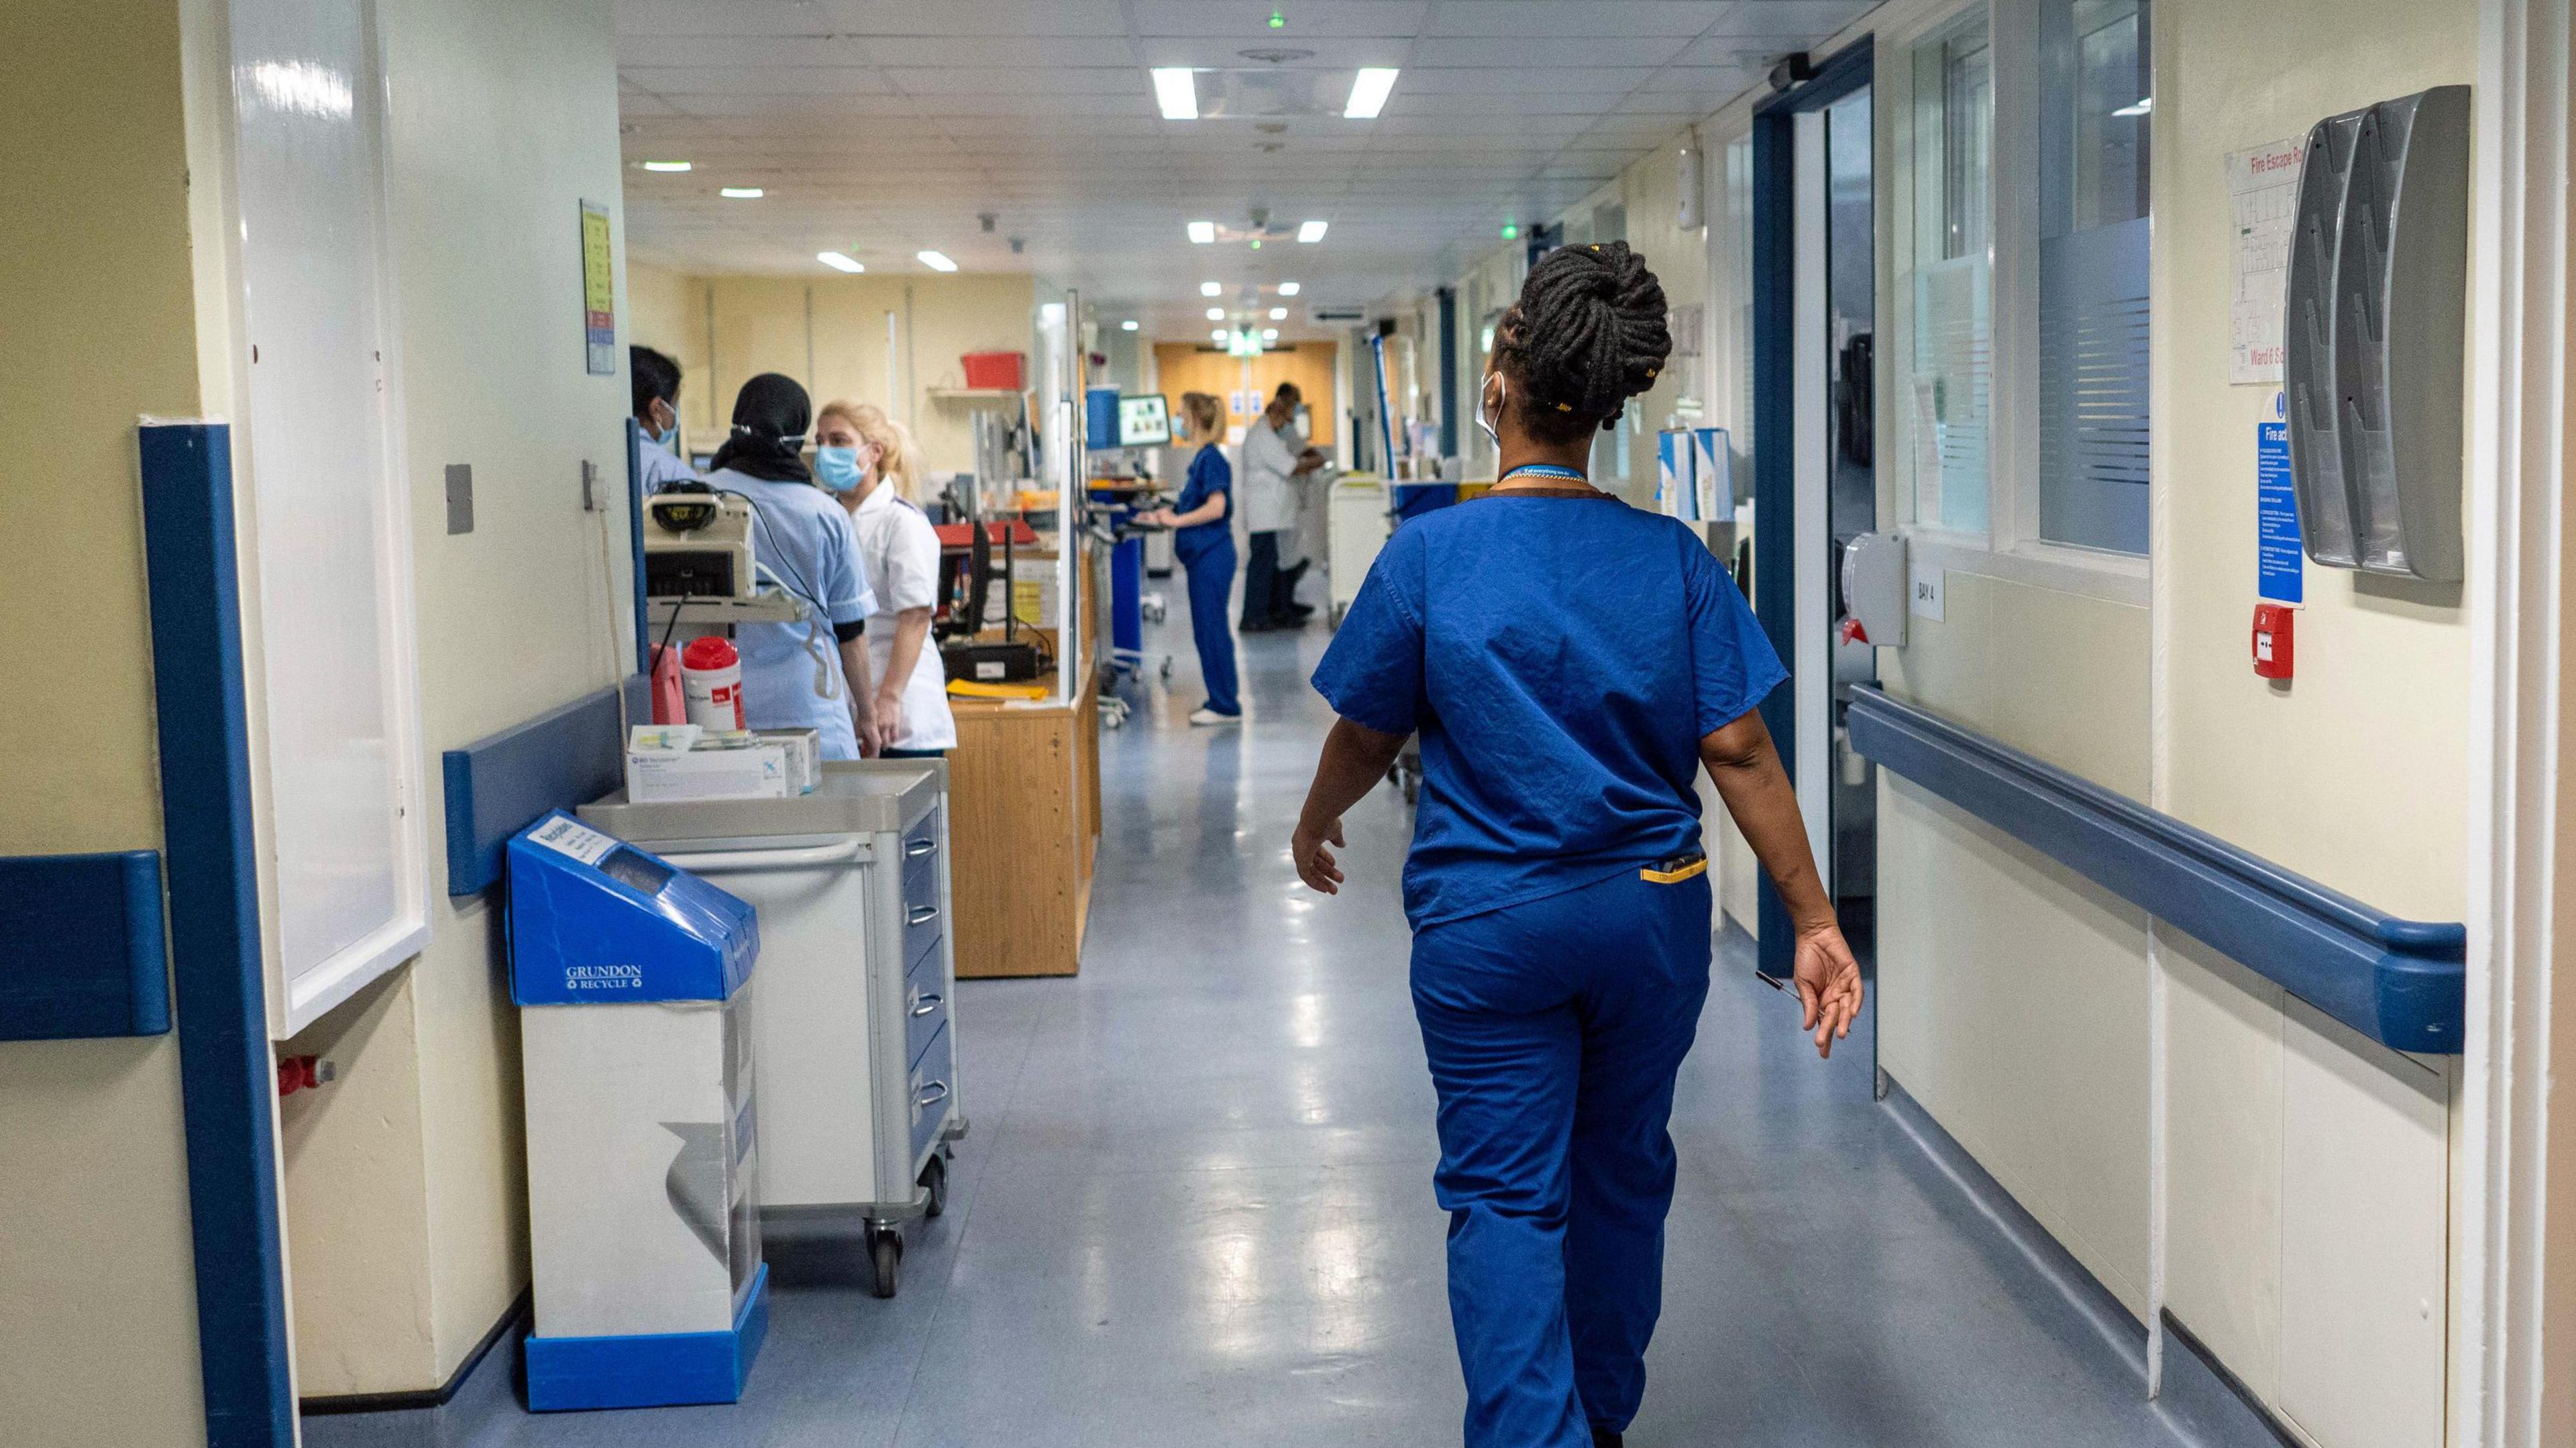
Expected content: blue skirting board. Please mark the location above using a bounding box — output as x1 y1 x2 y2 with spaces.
0 850 170 1040
441 685 627 896
525 1265 769 1412
1846 684 2465 1054
138 422 297 1447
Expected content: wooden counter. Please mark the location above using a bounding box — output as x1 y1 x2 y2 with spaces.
946 669 1100 977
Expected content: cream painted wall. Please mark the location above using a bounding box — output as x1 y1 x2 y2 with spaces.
626 266 1039 480
0 1 211 1443
273 0 629 1398
2149 3 2474 1441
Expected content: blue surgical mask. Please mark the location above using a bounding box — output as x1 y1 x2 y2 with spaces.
814 444 863 493
649 423 680 453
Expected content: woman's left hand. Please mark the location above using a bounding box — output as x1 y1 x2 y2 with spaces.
1291 816 1346 894
1791 922 1866 1059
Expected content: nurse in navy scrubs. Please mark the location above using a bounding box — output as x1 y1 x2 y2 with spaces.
1292 241 1864 1448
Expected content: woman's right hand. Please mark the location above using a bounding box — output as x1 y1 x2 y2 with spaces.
1792 921 1866 1058
1291 816 1346 895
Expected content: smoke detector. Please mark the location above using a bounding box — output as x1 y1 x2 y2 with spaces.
1238 46 1313 64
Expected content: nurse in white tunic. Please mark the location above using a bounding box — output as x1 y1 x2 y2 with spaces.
817 400 956 757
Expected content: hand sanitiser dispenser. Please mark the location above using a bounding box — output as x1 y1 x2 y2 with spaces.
506 812 767 1411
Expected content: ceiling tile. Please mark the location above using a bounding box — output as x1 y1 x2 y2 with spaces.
1134 38 1413 68
826 0 1132 36
618 0 839 38
625 64 892 95
1130 1 1430 36
890 66 1140 95
1422 1 1736 38
1409 36 1690 68
858 36 1138 68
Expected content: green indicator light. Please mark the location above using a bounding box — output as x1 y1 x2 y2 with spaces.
1250 238 1263 249
1269 9 1286 27
1501 222 1520 240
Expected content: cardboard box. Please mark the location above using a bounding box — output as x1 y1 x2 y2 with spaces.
625 726 820 803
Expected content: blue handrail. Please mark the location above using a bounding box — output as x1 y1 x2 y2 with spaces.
1846 685 2465 1054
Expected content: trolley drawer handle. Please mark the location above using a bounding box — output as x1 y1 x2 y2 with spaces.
906 903 940 926
911 993 943 1017
905 837 938 858
916 1080 950 1109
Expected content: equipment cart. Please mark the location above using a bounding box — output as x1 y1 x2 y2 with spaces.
582 760 962 1298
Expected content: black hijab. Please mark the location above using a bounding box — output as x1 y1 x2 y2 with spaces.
708 372 812 483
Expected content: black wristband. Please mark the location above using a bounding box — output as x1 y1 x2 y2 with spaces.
833 620 865 643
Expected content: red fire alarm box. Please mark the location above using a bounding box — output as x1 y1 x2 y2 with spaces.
2252 603 2295 679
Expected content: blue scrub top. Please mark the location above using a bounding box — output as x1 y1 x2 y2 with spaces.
1171 443 1234 564
704 467 876 760
1312 494 1784 929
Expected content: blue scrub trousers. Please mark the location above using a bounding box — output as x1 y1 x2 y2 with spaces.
1411 867 1714 1448
1178 539 1240 716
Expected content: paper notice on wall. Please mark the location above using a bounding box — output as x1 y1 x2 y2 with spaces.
2256 405 2304 605
2226 139 2305 384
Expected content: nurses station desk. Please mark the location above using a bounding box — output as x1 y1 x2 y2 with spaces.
945 537 1103 979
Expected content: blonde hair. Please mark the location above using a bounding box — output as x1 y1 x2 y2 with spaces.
818 399 923 500
1179 391 1222 440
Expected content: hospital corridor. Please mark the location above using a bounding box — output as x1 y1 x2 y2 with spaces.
7 2 2576 1447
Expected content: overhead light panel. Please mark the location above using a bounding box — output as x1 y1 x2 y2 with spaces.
1344 67 1399 120
1121 319 1140 331
1152 68 1199 121
917 249 958 272
1206 307 1226 321
640 160 692 172
1277 281 1301 296
1263 327 1280 341
1269 307 1288 320
1297 219 1328 243
1201 281 1224 296
1212 328 1229 342
720 186 763 199
1187 220 1218 244
817 251 864 273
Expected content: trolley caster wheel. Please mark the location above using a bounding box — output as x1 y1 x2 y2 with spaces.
1159 658 1174 681
920 1154 949 1219
869 1229 904 1299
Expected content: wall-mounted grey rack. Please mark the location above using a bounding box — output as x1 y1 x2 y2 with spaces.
2282 85 2471 583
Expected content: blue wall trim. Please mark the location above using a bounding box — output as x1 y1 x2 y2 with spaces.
0 850 170 1039
1848 685 2466 1054
137 422 296 1447
441 685 627 896
524 1264 769 1412
1750 36 1874 981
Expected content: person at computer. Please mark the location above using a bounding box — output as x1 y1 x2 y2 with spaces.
1136 391 1241 725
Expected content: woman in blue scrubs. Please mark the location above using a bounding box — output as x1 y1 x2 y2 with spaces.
1138 391 1240 726
700 373 881 759
1293 242 1864 1448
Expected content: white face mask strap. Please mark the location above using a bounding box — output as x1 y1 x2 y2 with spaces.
1478 373 1506 446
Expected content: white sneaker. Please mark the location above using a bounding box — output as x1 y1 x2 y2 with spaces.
1188 707 1242 727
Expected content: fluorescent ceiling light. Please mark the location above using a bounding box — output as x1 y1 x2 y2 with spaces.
1269 307 1288 320
1121 319 1140 331
1212 328 1228 341
1263 327 1280 341
1152 68 1199 121
2112 97 2153 117
1205 306 1226 321
1277 281 1300 296
817 251 864 273
720 186 763 199
1200 281 1223 296
1187 220 1217 244
917 249 959 272
1344 67 1399 120
1297 219 1328 243
640 160 692 172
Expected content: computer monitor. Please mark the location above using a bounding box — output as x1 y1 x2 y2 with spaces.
1118 394 1172 448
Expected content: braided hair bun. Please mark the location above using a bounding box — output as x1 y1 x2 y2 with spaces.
1494 240 1671 442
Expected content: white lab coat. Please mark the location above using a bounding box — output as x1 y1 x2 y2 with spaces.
1239 420 1299 535
850 483 956 751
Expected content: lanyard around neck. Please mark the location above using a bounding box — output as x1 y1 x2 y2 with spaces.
1498 463 1589 485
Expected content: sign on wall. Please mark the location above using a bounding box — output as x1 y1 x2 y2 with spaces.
2257 395 2303 605
580 199 615 376
2226 140 2305 384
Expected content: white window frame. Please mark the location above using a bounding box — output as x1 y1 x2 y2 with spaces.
1886 0 2152 608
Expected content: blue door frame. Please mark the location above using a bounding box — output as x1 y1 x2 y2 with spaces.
1750 39 1873 983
